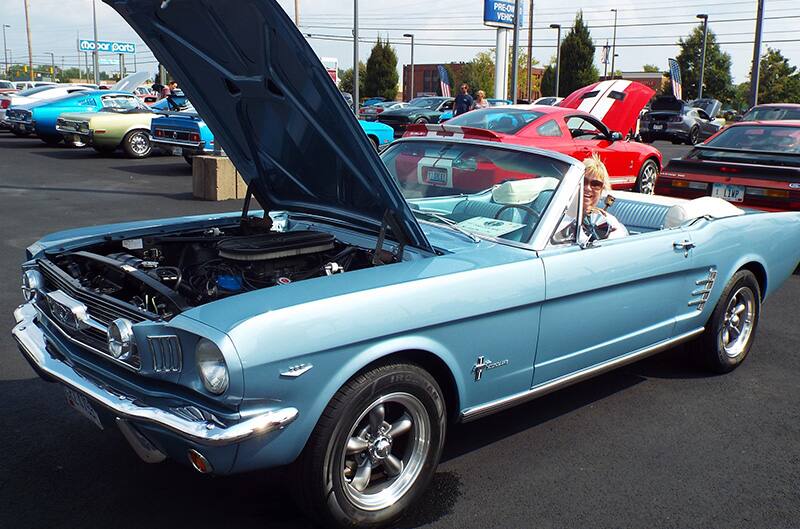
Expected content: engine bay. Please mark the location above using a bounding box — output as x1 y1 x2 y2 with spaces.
43 218 379 319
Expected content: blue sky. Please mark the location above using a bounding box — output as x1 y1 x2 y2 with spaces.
2 0 798 87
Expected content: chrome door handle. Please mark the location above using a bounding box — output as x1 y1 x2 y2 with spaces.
673 240 695 257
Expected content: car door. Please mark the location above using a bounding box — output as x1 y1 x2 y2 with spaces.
696 109 718 139
565 114 637 188
532 189 700 386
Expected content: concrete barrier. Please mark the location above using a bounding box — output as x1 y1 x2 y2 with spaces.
191 155 248 201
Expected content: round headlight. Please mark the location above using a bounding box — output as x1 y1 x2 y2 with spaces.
196 339 229 395
107 318 134 360
22 270 44 302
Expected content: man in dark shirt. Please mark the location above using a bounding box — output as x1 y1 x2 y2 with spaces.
453 83 474 116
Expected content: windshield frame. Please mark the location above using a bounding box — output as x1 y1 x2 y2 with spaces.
380 136 583 250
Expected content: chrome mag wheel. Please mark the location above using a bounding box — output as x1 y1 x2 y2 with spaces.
129 132 150 156
719 286 756 358
340 392 430 512
637 161 658 195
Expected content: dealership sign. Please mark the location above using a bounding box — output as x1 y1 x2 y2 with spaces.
483 0 524 29
78 39 136 54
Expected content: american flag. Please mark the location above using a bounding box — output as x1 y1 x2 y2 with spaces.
437 65 451 97
668 58 682 100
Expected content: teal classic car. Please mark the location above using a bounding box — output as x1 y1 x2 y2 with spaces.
13 1 800 528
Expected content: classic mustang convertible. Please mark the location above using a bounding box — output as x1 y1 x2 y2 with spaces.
12 1 800 528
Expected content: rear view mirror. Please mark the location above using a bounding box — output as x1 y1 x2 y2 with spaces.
609 131 624 142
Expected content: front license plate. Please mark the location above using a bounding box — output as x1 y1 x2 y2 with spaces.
712 183 745 203
422 167 449 187
171 146 183 156
652 123 665 130
64 386 103 430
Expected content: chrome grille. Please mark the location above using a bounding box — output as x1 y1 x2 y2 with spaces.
148 336 182 373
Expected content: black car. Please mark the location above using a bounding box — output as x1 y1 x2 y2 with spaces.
740 103 800 122
376 96 454 137
640 96 722 145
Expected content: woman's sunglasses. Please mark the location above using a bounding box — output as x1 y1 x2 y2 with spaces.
583 178 604 190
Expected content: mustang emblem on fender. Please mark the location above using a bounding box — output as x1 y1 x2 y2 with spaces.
472 356 509 381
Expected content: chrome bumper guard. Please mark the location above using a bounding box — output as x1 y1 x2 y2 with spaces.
13 302 298 447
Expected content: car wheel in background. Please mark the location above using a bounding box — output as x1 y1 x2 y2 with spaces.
368 136 379 151
413 117 428 124
291 362 446 529
691 269 761 374
122 130 152 159
40 135 63 146
183 155 194 167
687 126 700 145
634 159 659 195
11 129 31 138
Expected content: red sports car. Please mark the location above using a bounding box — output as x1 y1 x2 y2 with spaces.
404 80 662 194
657 120 800 211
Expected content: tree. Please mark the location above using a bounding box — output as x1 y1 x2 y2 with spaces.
558 11 598 95
753 47 800 104
459 49 540 100
540 65 555 97
642 64 661 73
338 62 366 95
675 27 733 101
364 37 399 100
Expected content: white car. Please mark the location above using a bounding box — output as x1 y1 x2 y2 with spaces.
533 96 564 106
0 84 90 131
13 81 57 91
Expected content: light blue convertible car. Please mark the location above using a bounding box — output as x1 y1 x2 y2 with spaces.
12 1 800 528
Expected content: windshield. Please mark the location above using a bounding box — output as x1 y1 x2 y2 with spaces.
409 97 442 109
381 140 571 242
693 125 800 166
742 106 800 121
100 95 143 111
447 109 544 134
17 85 57 97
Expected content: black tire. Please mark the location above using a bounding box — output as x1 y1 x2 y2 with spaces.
634 159 659 195
368 136 380 151
92 144 116 154
291 362 447 529
183 155 194 167
687 126 700 145
413 117 428 124
671 139 682 145
11 129 31 138
40 135 63 146
122 129 152 158
690 270 761 374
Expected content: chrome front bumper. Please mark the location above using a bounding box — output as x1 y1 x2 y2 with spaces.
12 302 298 447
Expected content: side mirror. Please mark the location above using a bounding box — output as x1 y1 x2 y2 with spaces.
609 131 624 142
733 115 743 122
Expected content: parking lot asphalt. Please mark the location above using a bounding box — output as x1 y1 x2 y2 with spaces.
2 133 798 529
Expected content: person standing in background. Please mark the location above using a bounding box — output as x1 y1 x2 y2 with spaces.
453 83 474 116
474 90 489 109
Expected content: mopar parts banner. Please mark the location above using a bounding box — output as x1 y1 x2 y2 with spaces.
78 39 136 54
484 0 524 28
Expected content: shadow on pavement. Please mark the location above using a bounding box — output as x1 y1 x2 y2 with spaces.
0 183 198 201
111 161 192 177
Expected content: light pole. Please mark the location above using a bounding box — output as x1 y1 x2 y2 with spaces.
23 0 33 81
92 0 100 85
46 51 55 81
526 0 534 101
749 0 765 106
550 24 561 97
2 25 9 77
696 14 709 99
403 33 414 101
510 0 521 103
352 0 358 112
610 9 618 79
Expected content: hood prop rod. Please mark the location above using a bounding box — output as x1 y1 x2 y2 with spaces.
372 210 407 265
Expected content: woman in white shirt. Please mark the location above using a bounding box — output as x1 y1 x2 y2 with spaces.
474 90 489 109
581 154 628 240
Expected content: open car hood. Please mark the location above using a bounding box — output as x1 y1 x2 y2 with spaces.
111 71 151 93
560 80 655 135
688 98 721 119
104 0 432 253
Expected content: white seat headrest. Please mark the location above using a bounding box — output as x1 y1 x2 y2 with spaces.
492 177 560 205
664 196 744 228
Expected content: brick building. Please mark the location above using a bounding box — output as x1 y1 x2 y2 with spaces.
402 63 545 102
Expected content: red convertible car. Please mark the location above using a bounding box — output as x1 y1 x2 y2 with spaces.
404 80 662 195
657 120 800 211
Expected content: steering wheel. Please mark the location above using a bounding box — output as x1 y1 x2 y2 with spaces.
494 204 540 241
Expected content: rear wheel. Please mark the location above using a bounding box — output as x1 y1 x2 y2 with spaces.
291 362 446 528
690 270 761 373
413 117 428 124
634 159 659 195
40 135 63 146
11 129 31 138
122 129 152 158
687 126 700 145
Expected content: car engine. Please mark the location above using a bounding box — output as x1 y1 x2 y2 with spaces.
44 221 376 320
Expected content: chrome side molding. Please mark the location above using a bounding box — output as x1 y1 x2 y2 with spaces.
460 327 705 422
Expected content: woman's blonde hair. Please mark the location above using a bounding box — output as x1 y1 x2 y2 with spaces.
583 153 611 191
477 90 486 99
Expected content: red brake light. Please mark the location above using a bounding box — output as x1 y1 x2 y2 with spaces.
189 133 200 142
719 166 740 173
376 107 384 113
0 99 9 109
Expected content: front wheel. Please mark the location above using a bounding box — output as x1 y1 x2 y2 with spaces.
691 270 761 373
291 363 446 528
413 117 428 124
634 159 659 195
122 129 152 158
